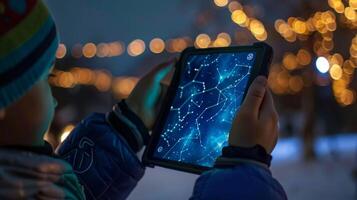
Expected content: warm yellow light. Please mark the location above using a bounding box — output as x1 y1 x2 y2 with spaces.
274 19 285 33
113 77 139 98
345 7 357 20
350 46 357 58
329 64 343 80
96 43 109 58
214 0 229 7
108 42 125 57
335 1 345 13
56 43 67 59
150 38 165 54
195 34 211 48
292 20 307 34
94 71 112 92
255 31 268 41
283 53 298 70
340 89 355 106
71 68 96 85
128 39 145 56
249 19 265 35
82 43 97 58
350 0 357 9
231 10 248 25
213 32 231 47
60 124 75 143
330 53 344 66
171 38 187 52
228 1 242 12
343 61 355 75
58 72 75 88
277 70 290 88
296 49 311 66
289 76 304 93
322 39 334 51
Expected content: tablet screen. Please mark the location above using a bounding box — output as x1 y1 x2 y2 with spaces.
153 52 256 167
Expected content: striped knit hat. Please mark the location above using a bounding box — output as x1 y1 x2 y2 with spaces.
0 0 58 109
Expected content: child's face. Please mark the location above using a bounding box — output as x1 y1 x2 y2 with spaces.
0 74 56 146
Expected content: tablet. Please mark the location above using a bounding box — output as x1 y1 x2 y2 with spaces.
143 42 273 174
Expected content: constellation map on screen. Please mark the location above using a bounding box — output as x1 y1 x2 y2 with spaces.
153 52 256 167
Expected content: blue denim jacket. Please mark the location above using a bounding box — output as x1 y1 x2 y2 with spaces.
57 113 287 200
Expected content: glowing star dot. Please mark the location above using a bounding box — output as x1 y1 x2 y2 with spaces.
316 57 330 73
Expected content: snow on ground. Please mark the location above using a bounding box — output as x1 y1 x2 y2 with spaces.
128 134 357 200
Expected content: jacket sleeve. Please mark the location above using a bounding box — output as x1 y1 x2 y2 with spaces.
56 113 145 200
190 162 287 200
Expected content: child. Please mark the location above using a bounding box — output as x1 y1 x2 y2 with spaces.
0 0 286 199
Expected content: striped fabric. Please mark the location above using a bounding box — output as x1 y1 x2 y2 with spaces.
0 0 58 109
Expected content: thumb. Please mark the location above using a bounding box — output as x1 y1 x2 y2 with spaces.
260 89 277 120
240 76 267 119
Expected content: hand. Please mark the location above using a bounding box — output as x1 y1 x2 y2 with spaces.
126 59 176 130
228 76 279 153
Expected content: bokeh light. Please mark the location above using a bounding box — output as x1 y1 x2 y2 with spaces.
128 39 146 56
231 10 248 26
214 0 229 7
296 49 312 66
195 34 211 48
94 71 112 92
56 43 67 59
228 1 242 12
113 77 139 98
316 57 330 73
150 38 165 54
82 43 97 58
329 64 343 80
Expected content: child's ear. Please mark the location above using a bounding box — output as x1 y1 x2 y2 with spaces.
0 109 5 120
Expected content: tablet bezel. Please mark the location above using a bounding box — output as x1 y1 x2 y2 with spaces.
143 42 273 174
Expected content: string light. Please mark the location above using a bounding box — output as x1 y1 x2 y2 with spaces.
231 10 248 26
82 43 97 58
96 43 110 57
228 1 242 12
329 64 343 80
282 53 298 70
195 34 211 48
150 38 165 54
213 32 231 47
49 67 140 99
108 42 125 57
94 70 112 92
289 76 304 93
56 43 67 59
128 39 145 56
350 0 357 9
296 49 311 66
213 0 229 7
113 77 139 98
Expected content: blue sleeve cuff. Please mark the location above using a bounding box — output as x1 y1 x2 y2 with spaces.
214 145 272 169
106 100 150 152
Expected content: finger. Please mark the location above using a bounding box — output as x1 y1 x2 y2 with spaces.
160 66 175 86
151 59 176 84
259 89 277 120
240 76 267 118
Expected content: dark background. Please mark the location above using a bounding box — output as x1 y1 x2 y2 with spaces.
43 1 356 199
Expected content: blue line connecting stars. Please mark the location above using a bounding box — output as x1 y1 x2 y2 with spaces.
154 52 256 167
